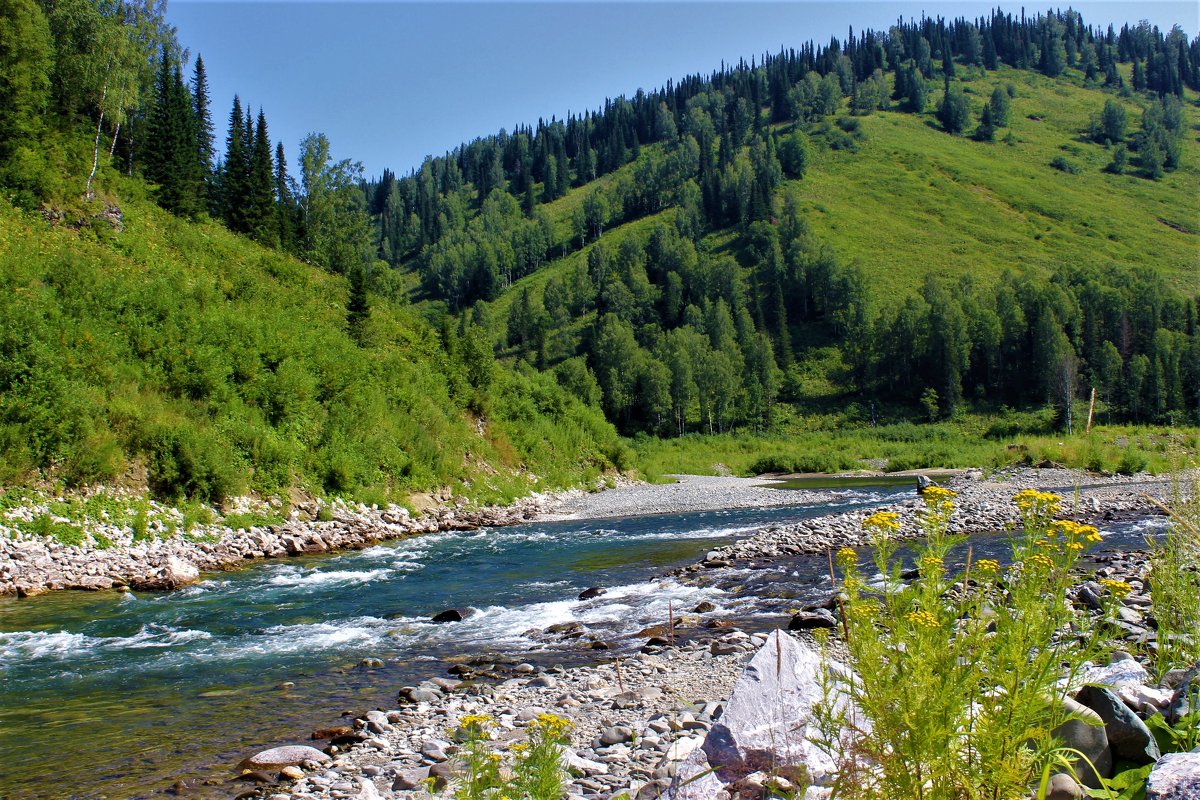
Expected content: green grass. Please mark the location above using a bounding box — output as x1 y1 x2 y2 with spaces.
633 416 1197 480
795 68 1199 303
0 176 624 506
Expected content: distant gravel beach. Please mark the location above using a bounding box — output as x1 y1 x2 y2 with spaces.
541 474 839 520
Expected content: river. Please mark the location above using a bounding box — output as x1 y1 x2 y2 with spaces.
0 484 1166 799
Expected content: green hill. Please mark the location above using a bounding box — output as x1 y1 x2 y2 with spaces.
0 184 624 505
378 40 1199 439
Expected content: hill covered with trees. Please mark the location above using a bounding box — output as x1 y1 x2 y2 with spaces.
362 10 1200 438
0 1 1197 503
0 0 624 503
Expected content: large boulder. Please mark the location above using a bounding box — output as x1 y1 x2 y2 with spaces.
1051 697 1111 788
431 608 474 623
132 555 200 591
1167 664 1200 725
238 744 330 770
1075 685 1160 764
669 630 860 799
1146 752 1200 800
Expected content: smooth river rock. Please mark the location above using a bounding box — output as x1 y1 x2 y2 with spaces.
239 744 330 770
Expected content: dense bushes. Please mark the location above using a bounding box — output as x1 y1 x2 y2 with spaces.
0 192 622 503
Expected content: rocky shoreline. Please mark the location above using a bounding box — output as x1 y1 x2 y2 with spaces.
0 493 554 598
0 474 839 599
214 466 1196 800
674 467 1188 575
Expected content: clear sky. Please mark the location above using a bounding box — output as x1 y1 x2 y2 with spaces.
167 1 1199 179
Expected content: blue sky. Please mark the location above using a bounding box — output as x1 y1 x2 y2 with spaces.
168 2 1199 179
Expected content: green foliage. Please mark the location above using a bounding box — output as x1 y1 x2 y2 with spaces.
938 79 971 134
439 713 572 800
1050 154 1079 173
1146 486 1200 675
221 510 283 531
0 186 621 504
821 490 1114 799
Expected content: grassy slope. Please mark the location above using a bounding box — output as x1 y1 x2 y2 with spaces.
0 180 623 505
444 69 1200 476
796 67 1199 301
471 68 1199 322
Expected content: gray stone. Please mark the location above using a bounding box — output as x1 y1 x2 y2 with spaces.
1083 659 1152 690
431 608 473 623
1147 752 1200 800
421 739 451 761
1076 685 1160 764
1051 697 1111 788
240 745 331 770
600 726 634 745
788 611 837 631
564 749 610 776
578 586 607 600
670 630 859 800
1043 773 1084 800
1168 664 1200 724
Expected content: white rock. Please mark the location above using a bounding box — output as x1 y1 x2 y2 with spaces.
664 736 703 762
670 631 862 799
1082 660 1152 690
1146 752 1200 799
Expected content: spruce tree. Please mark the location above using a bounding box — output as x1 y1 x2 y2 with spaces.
144 49 202 216
246 109 276 245
192 54 215 209
221 95 249 231
275 140 298 252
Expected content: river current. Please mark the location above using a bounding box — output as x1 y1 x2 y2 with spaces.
0 485 1166 799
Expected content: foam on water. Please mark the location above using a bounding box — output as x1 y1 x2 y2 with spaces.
0 630 88 662
0 624 214 663
233 617 394 656
265 567 392 588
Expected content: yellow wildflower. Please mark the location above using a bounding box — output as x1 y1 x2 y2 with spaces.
1065 541 1084 552
1013 489 1062 514
863 511 900 532
905 609 939 629
836 547 859 567
458 713 494 731
1026 553 1054 570
922 486 958 502
1035 539 1054 550
529 712 573 738
920 555 945 573
1100 578 1133 598
974 559 1001 576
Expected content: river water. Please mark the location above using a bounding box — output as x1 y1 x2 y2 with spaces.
0 486 1166 799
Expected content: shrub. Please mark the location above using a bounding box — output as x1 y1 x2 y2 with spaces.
1050 155 1079 174
819 489 1118 798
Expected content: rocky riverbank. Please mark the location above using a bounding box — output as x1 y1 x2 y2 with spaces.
0 493 554 598
216 629 783 800
540 474 832 521
673 467 1191 575
0 472 849 599
216 466 1198 800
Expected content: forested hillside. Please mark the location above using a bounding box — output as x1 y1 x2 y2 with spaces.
362 11 1200 437
0 1 1197 503
0 0 624 503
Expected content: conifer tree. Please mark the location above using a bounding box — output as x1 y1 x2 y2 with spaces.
275 140 299 252
246 109 277 245
192 54 215 208
144 49 202 216
221 95 249 231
